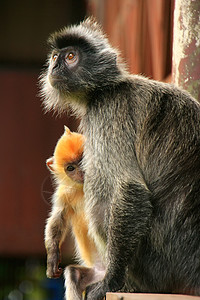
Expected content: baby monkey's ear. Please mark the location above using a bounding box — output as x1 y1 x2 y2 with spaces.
64 126 71 135
46 157 55 172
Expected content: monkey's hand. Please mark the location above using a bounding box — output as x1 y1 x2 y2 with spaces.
46 249 63 278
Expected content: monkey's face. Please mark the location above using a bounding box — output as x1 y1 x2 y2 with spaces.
47 41 118 92
47 156 84 187
49 48 80 90
64 160 84 184
54 159 84 189
47 44 96 93
47 127 85 186
40 18 123 113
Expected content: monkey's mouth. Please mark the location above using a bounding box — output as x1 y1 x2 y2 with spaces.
48 74 64 87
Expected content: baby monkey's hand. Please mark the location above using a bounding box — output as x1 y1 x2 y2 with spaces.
46 248 63 278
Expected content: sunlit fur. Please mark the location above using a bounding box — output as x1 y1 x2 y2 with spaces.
39 67 66 115
45 127 97 272
39 67 87 117
41 17 200 299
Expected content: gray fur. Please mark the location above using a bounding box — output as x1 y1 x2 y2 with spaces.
40 17 200 299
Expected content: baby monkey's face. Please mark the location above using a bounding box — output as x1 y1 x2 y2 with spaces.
46 126 85 187
46 156 84 186
64 159 84 184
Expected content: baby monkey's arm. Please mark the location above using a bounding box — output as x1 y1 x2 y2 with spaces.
45 187 69 278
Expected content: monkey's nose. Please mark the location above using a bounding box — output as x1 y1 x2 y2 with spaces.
51 62 60 74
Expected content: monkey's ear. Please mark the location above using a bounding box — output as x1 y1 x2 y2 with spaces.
46 157 55 172
64 126 71 135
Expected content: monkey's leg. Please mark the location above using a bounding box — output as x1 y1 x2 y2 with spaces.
85 182 152 300
64 265 105 300
45 202 68 278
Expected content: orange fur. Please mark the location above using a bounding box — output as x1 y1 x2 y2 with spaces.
71 211 96 267
54 127 84 172
46 126 96 268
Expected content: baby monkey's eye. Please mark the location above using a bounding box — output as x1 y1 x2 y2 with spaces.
66 165 75 172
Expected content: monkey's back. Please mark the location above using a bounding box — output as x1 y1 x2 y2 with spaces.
82 76 200 294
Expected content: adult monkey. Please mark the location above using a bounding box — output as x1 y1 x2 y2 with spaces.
40 17 200 299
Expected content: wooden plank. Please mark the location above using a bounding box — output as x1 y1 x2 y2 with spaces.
107 293 200 300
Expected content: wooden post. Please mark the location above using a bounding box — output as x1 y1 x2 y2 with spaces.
172 0 200 101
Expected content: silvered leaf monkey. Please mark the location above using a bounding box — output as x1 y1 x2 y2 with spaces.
41 17 200 299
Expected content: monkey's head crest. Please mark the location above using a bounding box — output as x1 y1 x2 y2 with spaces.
39 17 127 116
47 17 107 53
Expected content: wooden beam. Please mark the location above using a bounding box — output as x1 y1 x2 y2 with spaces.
107 293 200 300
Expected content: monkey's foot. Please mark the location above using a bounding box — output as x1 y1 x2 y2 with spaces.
85 280 108 300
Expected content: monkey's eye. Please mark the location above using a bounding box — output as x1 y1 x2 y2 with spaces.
65 52 77 64
66 165 75 172
52 54 58 62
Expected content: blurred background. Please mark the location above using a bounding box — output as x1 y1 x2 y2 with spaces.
1 0 199 299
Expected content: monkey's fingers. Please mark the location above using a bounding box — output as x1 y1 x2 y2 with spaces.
47 253 61 278
52 258 63 278
52 267 63 278
47 266 63 278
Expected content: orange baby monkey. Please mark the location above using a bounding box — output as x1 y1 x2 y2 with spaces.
45 127 104 299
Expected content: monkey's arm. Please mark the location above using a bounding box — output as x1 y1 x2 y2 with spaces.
86 182 152 299
45 186 69 278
